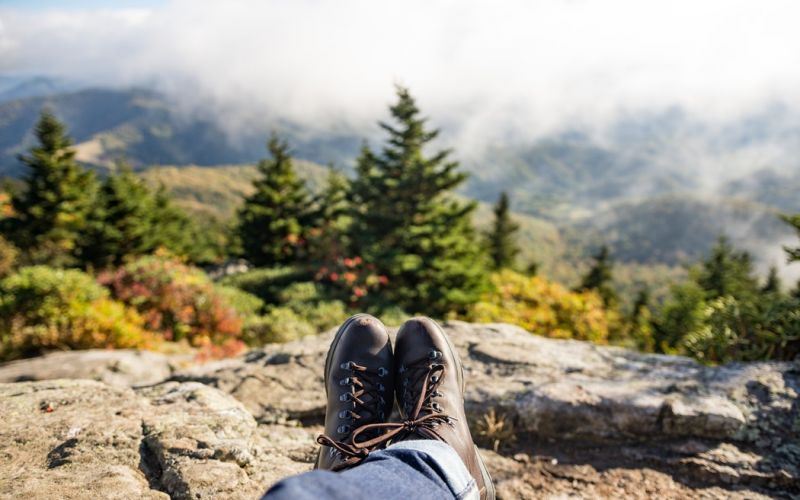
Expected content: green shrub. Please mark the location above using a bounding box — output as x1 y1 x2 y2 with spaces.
238 281 349 347
243 307 316 344
0 266 150 360
375 306 410 327
220 266 310 305
216 285 265 318
278 282 348 332
0 235 17 278
679 295 800 363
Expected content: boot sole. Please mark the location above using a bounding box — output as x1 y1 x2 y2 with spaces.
431 319 496 500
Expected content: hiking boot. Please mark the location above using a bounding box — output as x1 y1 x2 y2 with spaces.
391 317 495 499
315 314 394 471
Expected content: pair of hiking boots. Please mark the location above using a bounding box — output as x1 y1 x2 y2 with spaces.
315 314 495 500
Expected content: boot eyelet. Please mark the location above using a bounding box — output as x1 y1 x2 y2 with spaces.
339 377 351 386
432 402 442 412
377 367 388 377
338 410 349 419
429 350 442 360
339 393 352 402
378 383 385 391
337 425 350 434
340 361 352 370
430 375 439 383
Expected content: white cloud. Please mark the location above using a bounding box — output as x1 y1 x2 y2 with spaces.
1 0 799 148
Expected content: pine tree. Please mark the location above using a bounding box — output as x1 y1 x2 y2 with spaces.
308 167 350 263
350 86 487 315
761 266 782 294
149 184 223 264
576 245 617 307
6 110 98 267
697 236 758 300
782 214 800 263
81 163 160 268
486 191 520 270
238 133 312 267
629 286 655 352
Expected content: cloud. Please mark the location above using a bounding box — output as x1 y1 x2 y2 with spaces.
1 0 799 151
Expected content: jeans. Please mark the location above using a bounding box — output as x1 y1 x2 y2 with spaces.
263 440 479 500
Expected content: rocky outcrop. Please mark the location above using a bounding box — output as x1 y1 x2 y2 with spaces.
0 350 194 388
1 321 797 499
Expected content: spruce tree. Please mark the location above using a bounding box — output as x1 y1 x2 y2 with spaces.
761 266 782 294
6 110 98 267
238 133 312 267
576 245 617 307
350 86 487 315
697 236 758 300
82 163 160 268
308 167 350 263
486 191 520 270
782 214 800 262
149 184 222 264
629 286 655 351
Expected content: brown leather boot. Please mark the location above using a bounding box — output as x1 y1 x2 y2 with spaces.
315 314 394 471
390 317 495 499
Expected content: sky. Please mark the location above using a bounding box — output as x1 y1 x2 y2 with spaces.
1 0 799 279
1 0 799 145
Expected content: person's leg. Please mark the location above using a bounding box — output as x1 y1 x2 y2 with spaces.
264 440 478 500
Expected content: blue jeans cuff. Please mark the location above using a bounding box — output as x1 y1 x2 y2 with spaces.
385 440 479 500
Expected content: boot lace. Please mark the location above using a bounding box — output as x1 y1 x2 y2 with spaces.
317 361 388 470
349 349 454 451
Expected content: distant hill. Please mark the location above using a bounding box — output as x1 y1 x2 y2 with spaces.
4 85 799 216
3 83 799 285
0 75 83 103
139 161 330 221
0 86 362 177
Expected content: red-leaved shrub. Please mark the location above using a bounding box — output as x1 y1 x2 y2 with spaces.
98 254 245 357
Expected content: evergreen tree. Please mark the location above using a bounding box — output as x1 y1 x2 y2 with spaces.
486 191 520 270
782 214 800 262
576 245 617 307
349 87 487 315
696 236 758 300
629 286 655 352
761 266 782 294
150 184 223 264
82 163 160 268
238 133 312 267
5 110 98 267
631 287 651 319
308 167 350 263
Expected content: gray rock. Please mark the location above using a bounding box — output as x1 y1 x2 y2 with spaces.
0 379 313 499
1 321 797 498
0 380 166 499
174 321 796 445
0 350 192 388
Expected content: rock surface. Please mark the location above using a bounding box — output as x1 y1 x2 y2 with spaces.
1 321 798 499
0 350 193 388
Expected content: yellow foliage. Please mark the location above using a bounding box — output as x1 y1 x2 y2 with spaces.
0 266 154 360
467 269 610 343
